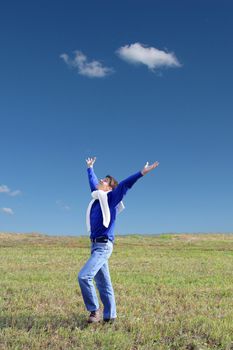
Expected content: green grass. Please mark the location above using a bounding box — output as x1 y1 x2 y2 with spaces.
1 233 233 350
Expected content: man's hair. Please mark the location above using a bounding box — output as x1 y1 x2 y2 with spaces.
106 175 118 190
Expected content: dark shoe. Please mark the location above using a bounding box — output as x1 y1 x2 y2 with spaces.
103 318 116 323
88 309 101 323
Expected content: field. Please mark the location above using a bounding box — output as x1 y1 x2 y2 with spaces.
1 233 233 350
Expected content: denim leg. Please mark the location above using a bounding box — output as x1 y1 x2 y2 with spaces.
78 241 113 312
94 261 117 319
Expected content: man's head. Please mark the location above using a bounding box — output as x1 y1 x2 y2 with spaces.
97 175 118 192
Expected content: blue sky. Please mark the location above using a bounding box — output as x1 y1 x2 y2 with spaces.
0 0 232 235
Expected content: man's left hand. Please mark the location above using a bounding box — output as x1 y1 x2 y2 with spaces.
141 161 159 175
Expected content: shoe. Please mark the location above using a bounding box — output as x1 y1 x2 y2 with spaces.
103 318 116 323
88 309 101 323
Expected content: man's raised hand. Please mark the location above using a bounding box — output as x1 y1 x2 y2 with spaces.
141 161 159 176
86 157 96 168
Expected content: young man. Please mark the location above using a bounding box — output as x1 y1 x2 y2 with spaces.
78 157 159 323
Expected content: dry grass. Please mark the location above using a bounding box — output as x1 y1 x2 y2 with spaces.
1 233 233 350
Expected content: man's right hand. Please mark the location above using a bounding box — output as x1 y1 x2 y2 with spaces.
86 157 96 168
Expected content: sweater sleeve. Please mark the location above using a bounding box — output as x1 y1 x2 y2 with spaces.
109 171 143 207
87 167 99 192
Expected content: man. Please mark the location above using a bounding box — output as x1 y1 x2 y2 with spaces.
78 157 159 323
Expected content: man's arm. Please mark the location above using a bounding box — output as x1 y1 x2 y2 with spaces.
110 161 159 207
109 171 143 207
86 157 99 192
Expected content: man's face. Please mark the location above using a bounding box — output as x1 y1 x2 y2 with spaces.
97 177 112 192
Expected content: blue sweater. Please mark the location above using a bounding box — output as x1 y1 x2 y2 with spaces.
87 167 143 242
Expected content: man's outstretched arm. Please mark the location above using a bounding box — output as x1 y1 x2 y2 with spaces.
86 157 99 192
110 161 159 207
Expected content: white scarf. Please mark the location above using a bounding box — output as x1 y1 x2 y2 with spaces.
86 190 125 232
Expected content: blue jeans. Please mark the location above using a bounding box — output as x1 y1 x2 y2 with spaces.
78 240 116 319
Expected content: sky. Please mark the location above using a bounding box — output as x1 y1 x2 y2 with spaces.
0 0 232 236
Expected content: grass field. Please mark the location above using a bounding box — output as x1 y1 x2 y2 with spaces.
1 233 233 350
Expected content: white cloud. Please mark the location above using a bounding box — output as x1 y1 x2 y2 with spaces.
0 185 10 193
0 185 22 196
1 207 14 215
117 42 181 71
60 51 114 78
56 200 71 211
9 190 22 197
